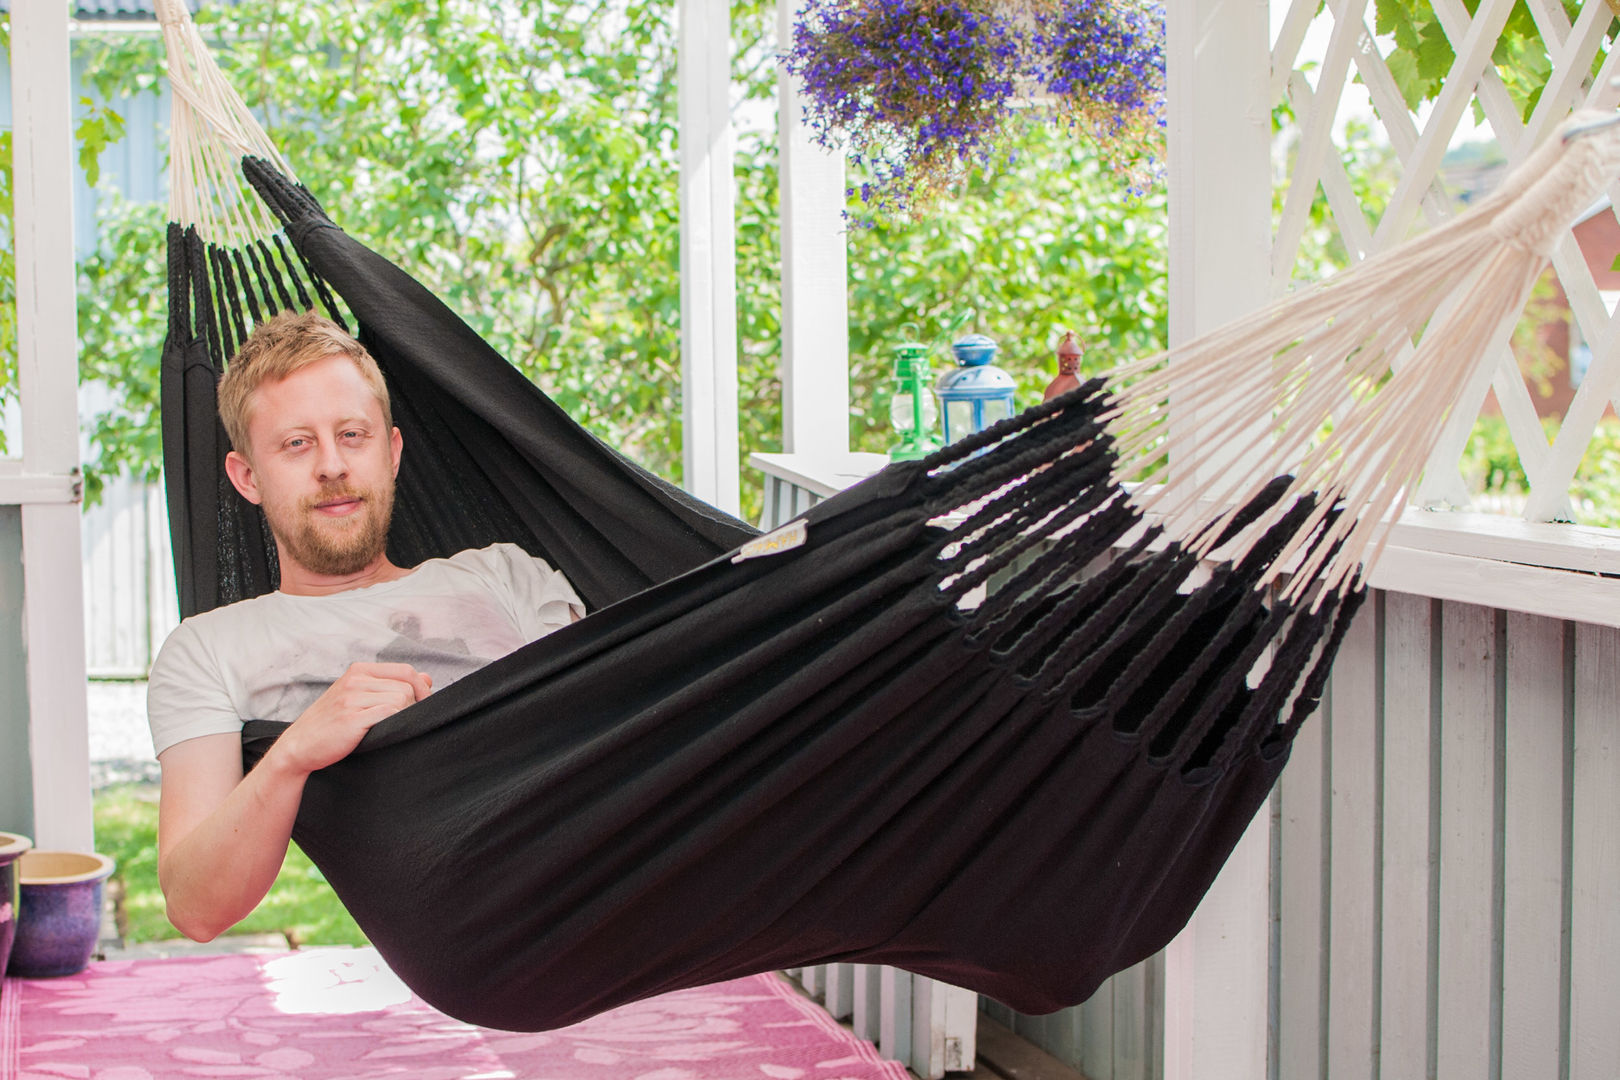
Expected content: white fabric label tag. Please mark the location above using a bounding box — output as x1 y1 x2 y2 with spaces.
731 519 809 563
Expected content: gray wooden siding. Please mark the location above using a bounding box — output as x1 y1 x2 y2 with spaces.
980 957 1161 1080
984 590 1619 1080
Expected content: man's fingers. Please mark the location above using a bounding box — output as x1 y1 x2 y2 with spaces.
343 661 432 701
345 661 426 682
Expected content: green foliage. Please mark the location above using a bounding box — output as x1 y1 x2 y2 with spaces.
94 783 365 946
1374 1 1616 122
49 0 1169 520
844 123 1169 449
40 0 1607 520
1460 414 1620 529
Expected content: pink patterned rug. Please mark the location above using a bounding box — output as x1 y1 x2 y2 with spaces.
0 949 906 1080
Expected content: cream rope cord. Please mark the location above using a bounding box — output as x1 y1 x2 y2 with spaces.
156 0 291 248
155 2 1620 601
1102 112 1620 605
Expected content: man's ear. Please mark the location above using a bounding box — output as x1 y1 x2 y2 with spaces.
224 450 263 506
390 426 403 477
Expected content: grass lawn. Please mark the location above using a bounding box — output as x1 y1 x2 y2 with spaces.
93 783 366 947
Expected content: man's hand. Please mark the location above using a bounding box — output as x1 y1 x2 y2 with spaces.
157 662 429 943
272 662 433 776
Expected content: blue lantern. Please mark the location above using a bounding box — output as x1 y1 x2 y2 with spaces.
937 334 1017 444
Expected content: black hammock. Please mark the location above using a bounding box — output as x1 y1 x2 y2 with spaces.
163 160 1362 1032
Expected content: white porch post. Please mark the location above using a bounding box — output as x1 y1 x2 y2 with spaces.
776 0 850 456
1162 2 1273 1080
678 0 742 516
10 2 93 850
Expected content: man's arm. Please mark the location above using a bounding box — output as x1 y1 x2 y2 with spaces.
157 662 431 942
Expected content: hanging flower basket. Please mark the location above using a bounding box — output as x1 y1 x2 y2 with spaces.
783 0 1165 218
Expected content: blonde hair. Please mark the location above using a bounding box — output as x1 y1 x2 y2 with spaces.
218 311 392 457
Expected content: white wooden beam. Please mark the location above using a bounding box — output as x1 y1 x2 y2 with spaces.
777 0 850 458
11 1 93 850
1162 3 1273 1079
678 0 742 516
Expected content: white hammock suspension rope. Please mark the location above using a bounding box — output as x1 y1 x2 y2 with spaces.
1103 114 1620 605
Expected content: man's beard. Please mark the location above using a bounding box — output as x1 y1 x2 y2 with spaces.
269 480 395 577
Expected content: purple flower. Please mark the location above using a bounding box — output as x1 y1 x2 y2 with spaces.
782 0 1164 217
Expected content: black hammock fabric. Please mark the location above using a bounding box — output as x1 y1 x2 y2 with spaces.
165 159 1365 1032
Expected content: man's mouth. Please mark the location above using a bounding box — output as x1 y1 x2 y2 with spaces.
312 495 363 516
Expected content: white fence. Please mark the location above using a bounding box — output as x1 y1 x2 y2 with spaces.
81 477 176 678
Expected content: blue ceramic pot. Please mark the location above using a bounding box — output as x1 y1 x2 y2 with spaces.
10 851 116 978
0 832 33 982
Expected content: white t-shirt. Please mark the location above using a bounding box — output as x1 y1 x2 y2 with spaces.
146 543 584 758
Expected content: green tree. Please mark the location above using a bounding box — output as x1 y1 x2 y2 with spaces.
1375 0 1614 122
15 0 1173 518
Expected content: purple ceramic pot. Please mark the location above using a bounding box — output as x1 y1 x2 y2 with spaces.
0 833 32 983
10 851 116 978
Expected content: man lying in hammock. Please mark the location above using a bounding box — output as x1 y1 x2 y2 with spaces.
146 311 585 942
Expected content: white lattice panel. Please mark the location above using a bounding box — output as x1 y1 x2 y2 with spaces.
1272 0 1620 522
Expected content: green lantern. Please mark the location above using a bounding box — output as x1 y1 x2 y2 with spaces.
888 342 943 462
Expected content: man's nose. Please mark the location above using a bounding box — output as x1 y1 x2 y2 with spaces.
313 440 349 480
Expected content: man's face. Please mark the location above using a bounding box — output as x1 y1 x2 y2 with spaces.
224 354 403 579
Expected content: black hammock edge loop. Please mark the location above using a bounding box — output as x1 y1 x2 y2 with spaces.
243 243 276 318
1110 562 1258 741
187 228 225 372
1102 561 1259 743
939 473 1131 613
925 431 1117 536
1273 583 1370 746
305 255 349 327
931 441 1115 592
254 238 297 313
207 245 239 362
921 376 1112 473
922 406 1114 516
939 433 1118 565
1169 599 1298 774
1199 600 1332 774
1081 481 1341 748
212 244 251 349
920 383 1110 499
242 155 328 227
232 248 265 326
937 460 1125 604
965 494 1144 652
1232 581 1342 743
1004 521 1165 673
1206 474 1297 552
920 427 1121 595
1133 579 1275 758
1040 546 1198 704
1136 493 1350 754
271 233 316 315
1226 488 1322 582
972 514 1153 676
165 223 192 341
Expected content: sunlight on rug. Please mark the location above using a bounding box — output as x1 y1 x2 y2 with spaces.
0 948 908 1080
